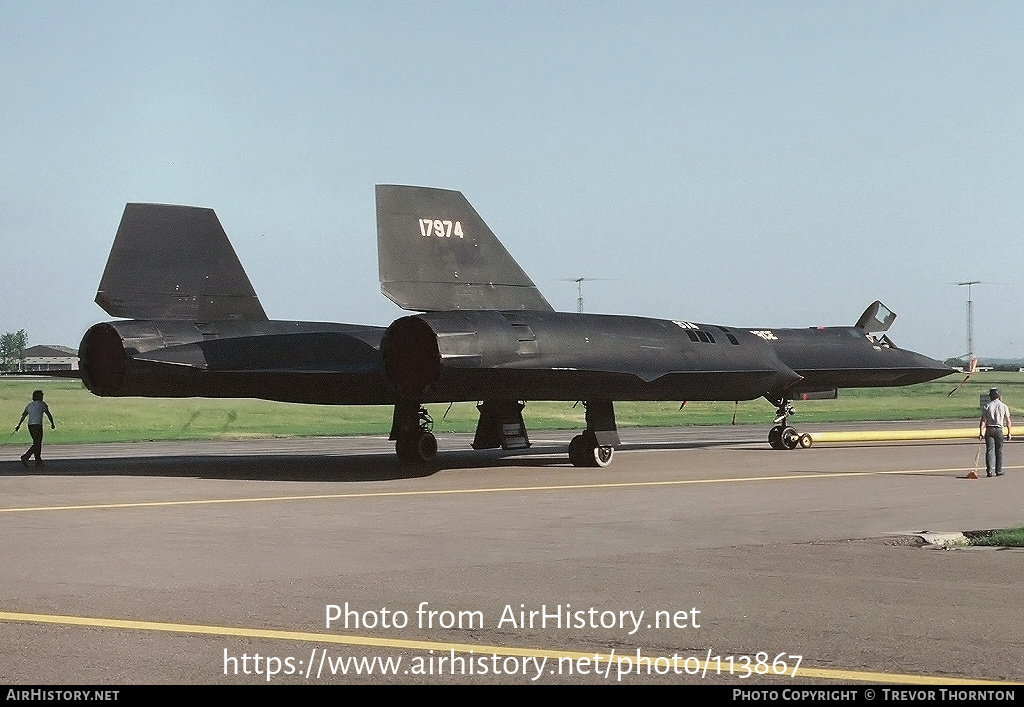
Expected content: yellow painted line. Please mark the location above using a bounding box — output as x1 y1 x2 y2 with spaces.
0 610 1014 685
810 428 1003 443
1 465 1008 515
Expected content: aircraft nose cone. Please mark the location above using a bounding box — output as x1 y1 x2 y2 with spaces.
906 351 955 384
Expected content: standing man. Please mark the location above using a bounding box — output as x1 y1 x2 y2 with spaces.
979 388 1012 477
16 389 54 468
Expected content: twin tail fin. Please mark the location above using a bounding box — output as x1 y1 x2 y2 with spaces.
96 203 268 321
376 185 553 312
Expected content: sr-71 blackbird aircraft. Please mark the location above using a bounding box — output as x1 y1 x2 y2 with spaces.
78 189 951 467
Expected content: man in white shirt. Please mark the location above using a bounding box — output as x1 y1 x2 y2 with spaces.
979 388 1012 477
16 389 54 468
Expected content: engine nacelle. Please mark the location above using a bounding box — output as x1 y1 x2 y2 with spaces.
380 316 442 399
380 312 527 398
79 320 204 397
380 310 807 404
79 322 128 396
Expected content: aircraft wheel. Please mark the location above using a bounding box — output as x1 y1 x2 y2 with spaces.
592 444 614 468
768 425 783 450
798 433 813 449
396 432 437 462
781 427 799 450
414 431 438 461
568 434 587 467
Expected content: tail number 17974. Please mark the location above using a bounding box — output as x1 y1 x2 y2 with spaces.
419 219 464 239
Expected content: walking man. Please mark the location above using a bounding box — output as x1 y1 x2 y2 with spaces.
16 389 54 468
979 388 1012 477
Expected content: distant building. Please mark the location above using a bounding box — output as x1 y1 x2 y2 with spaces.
22 345 79 372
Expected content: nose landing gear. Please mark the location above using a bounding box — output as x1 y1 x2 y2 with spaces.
766 399 812 450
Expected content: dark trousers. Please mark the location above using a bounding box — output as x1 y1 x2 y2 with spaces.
985 428 1004 476
23 424 43 463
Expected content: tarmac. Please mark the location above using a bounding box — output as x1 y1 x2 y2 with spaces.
1 422 1021 685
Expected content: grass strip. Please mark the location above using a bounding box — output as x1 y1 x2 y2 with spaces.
1 372 1023 446
966 527 1024 548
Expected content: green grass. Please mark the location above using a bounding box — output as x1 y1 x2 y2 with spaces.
967 527 1024 548
1 372 1021 445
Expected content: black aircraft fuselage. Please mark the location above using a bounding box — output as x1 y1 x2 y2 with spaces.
82 307 942 408
381 309 944 405
77 195 951 468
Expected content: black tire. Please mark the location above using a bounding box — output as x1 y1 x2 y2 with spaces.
798 433 813 449
592 445 614 468
396 432 437 462
781 426 799 450
768 425 783 449
415 431 438 461
568 434 587 466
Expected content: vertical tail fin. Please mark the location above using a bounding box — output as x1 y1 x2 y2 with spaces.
95 203 268 321
376 185 553 312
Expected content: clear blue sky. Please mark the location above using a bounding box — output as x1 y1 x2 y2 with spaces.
2 2 1021 359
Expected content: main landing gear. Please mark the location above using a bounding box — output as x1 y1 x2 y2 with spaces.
569 400 619 467
568 431 614 468
390 402 437 462
767 398 812 450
